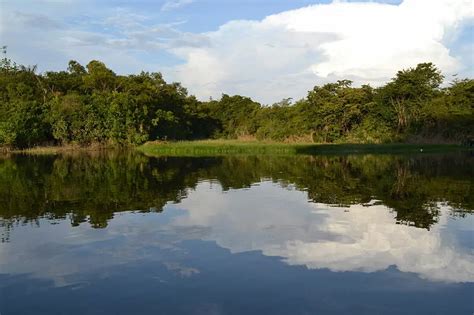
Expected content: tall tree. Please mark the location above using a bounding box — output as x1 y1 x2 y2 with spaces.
378 62 443 132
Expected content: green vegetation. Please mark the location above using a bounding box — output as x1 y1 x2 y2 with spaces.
138 140 466 156
1 53 473 149
139 140 303 156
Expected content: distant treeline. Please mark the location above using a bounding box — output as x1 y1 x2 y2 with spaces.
0 56 472 148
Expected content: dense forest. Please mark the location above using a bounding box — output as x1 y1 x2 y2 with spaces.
0 55 473 148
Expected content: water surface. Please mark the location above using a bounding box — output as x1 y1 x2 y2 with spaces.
0 152 473 314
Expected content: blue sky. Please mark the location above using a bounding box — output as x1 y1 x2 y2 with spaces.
1 0 472 103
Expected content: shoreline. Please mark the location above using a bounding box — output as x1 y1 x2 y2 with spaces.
137 140 469 157
1 140 469 156
1 144 129 155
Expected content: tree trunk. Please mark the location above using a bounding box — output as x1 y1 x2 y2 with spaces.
391 97 407 132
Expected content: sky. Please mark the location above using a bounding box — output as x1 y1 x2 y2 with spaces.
0 0 473 104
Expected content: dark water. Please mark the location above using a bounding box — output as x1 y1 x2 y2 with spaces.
0 151 473 315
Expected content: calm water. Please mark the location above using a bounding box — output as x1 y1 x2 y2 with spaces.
0 152 473 314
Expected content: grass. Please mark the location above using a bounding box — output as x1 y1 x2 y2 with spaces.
137 140 468 157
2 143 120 155
2 140 468 156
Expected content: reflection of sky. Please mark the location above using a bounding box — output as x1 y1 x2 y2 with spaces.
173 182 474 283
0 181 473 287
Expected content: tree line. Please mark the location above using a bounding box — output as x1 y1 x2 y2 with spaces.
0 56 472 148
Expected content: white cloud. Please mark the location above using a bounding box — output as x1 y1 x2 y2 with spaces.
161 0 195 12
170 0 474 104
1 0 472 104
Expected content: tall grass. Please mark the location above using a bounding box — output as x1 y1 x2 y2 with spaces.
3 140 467 156
137 140 466 157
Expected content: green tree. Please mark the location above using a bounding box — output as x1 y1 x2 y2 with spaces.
378 62 443 132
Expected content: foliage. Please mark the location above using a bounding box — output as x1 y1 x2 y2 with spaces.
0 57 472 148
0 58 217 147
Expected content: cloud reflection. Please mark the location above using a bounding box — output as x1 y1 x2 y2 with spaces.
173 181 474 283
0 181 473 285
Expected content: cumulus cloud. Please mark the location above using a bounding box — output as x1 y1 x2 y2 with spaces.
1 0 472 103
171 0 474 103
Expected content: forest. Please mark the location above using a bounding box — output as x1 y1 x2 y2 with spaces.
0 55 473 148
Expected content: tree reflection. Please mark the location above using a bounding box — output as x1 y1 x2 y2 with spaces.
0 151 472 241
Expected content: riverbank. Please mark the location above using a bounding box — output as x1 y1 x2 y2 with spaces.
137 140 467 156
1 144 122 155
2 140 469 156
